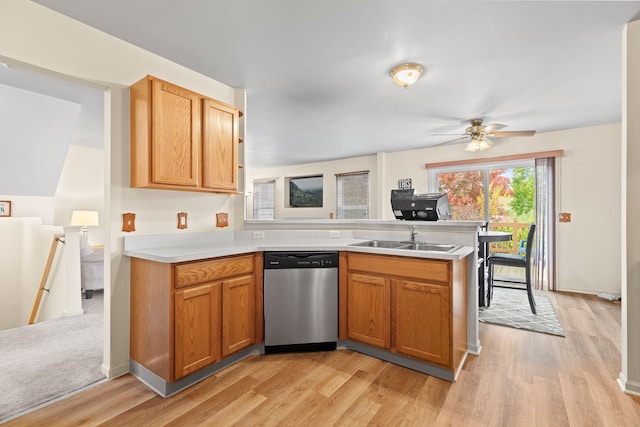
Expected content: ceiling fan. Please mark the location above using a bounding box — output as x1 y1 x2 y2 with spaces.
433 119 536 152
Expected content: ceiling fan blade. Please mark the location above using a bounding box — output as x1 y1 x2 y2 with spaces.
490 130 536 137
433 136 470 146
431 133 467 136
483 123 507 133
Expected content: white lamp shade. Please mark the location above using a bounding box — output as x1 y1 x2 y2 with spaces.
70 210 99 227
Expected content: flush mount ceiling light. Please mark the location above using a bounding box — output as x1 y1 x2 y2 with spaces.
390 63 423 88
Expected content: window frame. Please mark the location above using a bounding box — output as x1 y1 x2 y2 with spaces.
252 179 275 220
428 159 534 221
335 171 369 219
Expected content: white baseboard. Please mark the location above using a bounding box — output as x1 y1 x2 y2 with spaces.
617 372 640 396
102 361 130 379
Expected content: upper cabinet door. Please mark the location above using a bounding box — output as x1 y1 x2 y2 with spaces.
151 79 201 186
202 98 238 191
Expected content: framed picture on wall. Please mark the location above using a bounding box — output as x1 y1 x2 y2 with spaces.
0 200 11 217
288 175 323 207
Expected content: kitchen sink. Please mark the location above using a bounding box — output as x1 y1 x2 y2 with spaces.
349 240 460 253
401 243 460 252
349 240 411 249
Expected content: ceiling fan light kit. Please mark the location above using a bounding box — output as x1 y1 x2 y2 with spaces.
465 135 492 152
435 119 536 152
390 63 423 88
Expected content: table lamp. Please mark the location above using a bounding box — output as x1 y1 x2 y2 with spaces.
70 210 99 240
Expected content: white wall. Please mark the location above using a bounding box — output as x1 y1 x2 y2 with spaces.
621 20 640 396
54 145 105 244
246 155 377 220
0 219 73 329
0 195 54 223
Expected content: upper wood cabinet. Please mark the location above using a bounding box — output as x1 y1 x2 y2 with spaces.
202 98 239 191
130 75 240 193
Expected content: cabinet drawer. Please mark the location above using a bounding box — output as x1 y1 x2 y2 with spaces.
174 255 254 288
347 253 450 285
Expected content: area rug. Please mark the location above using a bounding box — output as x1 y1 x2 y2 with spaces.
0 292 105 422
479 287 565 337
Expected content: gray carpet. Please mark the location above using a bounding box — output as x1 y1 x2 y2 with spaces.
479 287 565 337
0 291 105 422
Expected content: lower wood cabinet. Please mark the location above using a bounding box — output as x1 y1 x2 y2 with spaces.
347 272 390 349
343 252 467 371
222 274 255 357
395 279 450 366
131 253 261 383
175 282 221 379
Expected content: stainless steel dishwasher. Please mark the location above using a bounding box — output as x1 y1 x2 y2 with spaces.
263 251 338 354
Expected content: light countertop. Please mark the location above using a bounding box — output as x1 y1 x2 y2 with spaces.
124 235 475 264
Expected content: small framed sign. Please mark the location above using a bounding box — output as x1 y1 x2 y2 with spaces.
0 200 11 217
398 178 412 190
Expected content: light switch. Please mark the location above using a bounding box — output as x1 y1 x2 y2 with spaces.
178 212 188 229
122 213 135 232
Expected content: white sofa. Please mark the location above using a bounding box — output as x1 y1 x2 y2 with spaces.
79 239 103 299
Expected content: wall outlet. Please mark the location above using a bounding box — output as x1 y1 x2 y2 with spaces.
252 231 265 239
329 230 340 238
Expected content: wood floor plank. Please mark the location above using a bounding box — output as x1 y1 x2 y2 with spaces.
532 375 570 427
558 372 606 426
5 375 155 427
398 376 451 426
296 361 381 426
363 363 428 425
5 292 640 427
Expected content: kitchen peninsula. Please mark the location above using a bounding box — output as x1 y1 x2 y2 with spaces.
124 220 480 397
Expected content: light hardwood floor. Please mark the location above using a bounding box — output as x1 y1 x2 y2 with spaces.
6 292 639 426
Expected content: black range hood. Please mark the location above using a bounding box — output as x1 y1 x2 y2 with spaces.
391 190 452 221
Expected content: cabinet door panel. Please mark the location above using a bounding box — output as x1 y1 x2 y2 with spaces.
202 99 238 191
222 275 255 357
151 79 200 186
174 283 221 380
395 280 450 367
347 273 390 349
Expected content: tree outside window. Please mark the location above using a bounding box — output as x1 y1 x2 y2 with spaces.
436 165 535 224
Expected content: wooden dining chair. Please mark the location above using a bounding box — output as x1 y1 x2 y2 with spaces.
487 223 536 314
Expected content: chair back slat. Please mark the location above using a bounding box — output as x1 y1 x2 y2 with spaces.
525 223 536 260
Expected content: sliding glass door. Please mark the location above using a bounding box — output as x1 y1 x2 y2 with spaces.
431 161 535 282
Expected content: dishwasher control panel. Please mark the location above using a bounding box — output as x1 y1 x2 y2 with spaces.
264 251 338 269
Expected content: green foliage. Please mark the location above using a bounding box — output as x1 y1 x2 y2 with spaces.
510 167 535 221
438 166 535 223
438 170 484 220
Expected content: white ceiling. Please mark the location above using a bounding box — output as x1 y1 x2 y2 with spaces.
32 0 640 169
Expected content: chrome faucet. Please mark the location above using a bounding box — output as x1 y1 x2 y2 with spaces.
409 224 418 243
